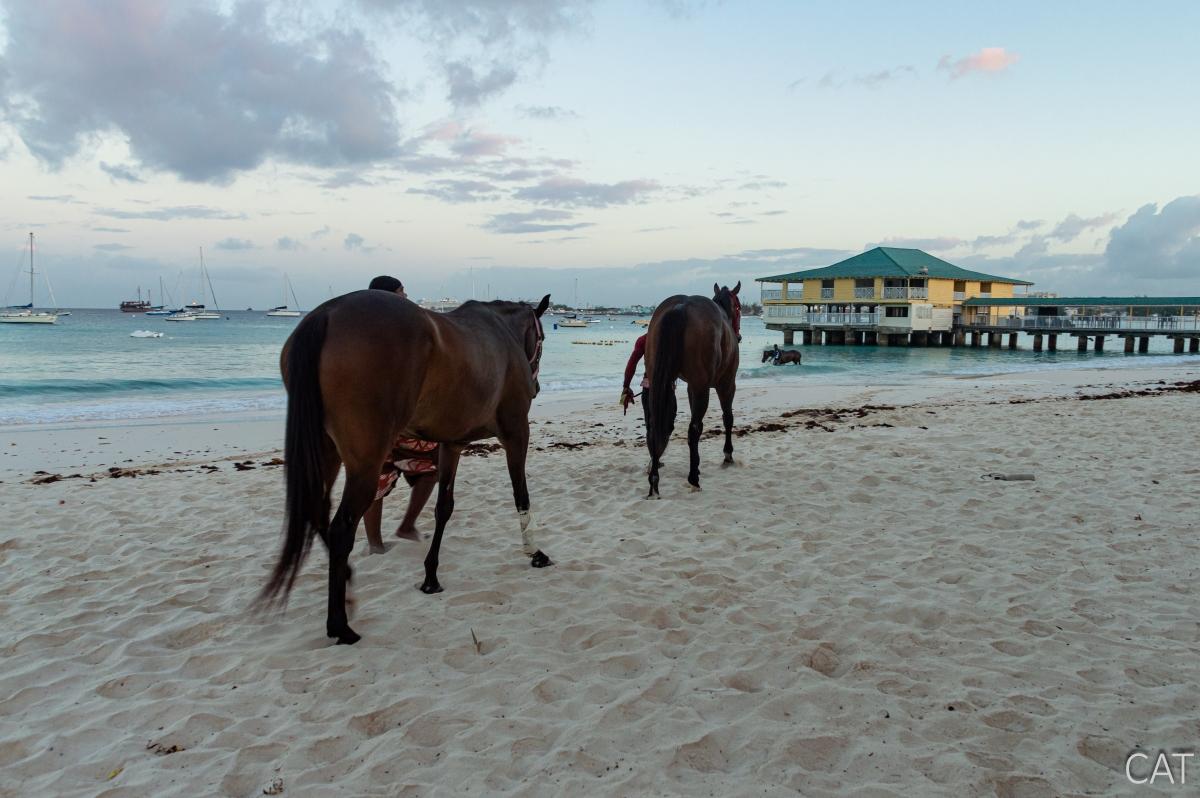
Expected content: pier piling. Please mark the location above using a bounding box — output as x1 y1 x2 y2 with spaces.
1191 338 1199 353
1076 336 1088 352
1124 336 1135 354
1033 334 1043 352
1139 336 1150 353
1174 337 1185 354
784 329 795 346
1007 333 1018 350
1048 334 1057 351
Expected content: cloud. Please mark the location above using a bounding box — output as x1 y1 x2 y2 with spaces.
27 194 83 203
937 47 1019 79
865 236 966 251
92 227 130 233
311 225 332 239
517 104 579 120
359 0 591 107
1102 196 1200 280
759 209 787 216
514 177 660 208
407 179 502 203
1047 212 1121 243
482 209 594 234
99 161 143 183
971 232 1019 249
729 247 853 264
445 60 519 107
94 242 133 252
448 128 520 158
344 233 366 250
275 236 304 251
0 1 402 182
739 180 787 191
1015 219 1045 231
817 65 916 89
215 237 254 251
94 204 246 221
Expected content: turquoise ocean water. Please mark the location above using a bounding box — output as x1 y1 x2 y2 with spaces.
0 309 1195 428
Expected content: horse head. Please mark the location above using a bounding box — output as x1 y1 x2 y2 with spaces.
712 281 742 342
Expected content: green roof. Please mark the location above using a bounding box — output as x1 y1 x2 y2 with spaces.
963 296 1200 308
756 247 1033 285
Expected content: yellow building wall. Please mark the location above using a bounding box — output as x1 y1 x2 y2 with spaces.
991 283 1015 299
833 278 856 302
927 278 955 306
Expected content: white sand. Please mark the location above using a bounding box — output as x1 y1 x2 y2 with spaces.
1 364 1199 796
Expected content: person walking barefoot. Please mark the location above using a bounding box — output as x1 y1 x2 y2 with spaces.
360 275 439 554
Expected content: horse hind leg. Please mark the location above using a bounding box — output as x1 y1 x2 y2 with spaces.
325 467 377 645
686 386 710 490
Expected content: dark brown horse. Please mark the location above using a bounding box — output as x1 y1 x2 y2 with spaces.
260 289 552 644
643 282 741 497
762 345 802 365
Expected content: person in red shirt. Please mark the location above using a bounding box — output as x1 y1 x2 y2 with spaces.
362 275 438 553
620 333 647 412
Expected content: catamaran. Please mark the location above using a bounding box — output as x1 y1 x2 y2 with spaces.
0 233 60 324
265 274 303 317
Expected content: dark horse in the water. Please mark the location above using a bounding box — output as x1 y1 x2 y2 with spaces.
260 289 552 644
762 344 802 365
643 282 741 497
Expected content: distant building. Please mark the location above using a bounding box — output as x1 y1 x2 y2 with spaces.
756 247 1032 343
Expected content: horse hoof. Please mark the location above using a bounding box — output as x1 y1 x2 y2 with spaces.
721 459 735 468
331 627 361 645
419 580 444 595
687 483 701 492
530 550 553 568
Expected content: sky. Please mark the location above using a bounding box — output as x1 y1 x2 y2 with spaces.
1 0 1199 308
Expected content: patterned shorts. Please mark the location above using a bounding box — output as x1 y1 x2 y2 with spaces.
375 437 439 501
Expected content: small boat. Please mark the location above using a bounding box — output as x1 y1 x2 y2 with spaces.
164 311 198 322
130 329 164 338
558 317 588 328
187 248 223 319
0 233 59 324
265 274 304 317
631 319 650 327
145 277 172 314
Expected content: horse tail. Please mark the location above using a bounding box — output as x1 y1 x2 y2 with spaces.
648 303 687 458
261 311 330 605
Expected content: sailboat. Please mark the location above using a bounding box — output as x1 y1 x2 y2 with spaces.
265 274 303 317
145 276 172 315
557 278 588 327
0 233 59 324
171 248 222 320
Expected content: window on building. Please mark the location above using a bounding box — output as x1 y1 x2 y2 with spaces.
980 281 993 293
885 306 910 318
855 278 873 288
821 279 835 289
909 278 926 288
953 280 966 292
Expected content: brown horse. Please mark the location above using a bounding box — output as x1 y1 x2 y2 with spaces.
762 345 802 365
643 282 741 497
260 289 552 644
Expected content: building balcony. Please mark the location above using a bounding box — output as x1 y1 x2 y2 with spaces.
853 287 876 299
882 286 929 300
760 288 784 301
820 288 834 299
953 291 966 301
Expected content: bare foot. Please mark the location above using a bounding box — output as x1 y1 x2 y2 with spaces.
368 542 389 555
394 526 423 542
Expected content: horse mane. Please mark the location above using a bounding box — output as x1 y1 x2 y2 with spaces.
712 287 734 320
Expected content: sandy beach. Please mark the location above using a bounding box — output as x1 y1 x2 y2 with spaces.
2 363 1199 796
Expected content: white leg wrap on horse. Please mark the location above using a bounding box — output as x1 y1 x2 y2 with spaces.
518 510 538 556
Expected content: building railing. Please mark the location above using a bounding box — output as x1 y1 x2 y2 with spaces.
853 287 876 299
969 315 1200 332
881 287 928 299
978 292 991 299
953 291 966 301
820 288 834 299
764 307 882 325
760 288 784 301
